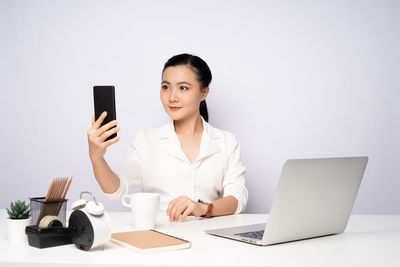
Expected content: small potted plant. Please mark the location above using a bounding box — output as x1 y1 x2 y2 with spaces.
7 200 31 243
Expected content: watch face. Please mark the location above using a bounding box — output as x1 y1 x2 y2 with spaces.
198 199 212 205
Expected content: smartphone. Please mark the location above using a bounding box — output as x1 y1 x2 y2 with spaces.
93 85 117 141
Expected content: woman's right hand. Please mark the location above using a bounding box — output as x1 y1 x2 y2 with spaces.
87 111 120 161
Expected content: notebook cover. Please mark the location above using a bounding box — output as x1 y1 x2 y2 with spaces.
111 230 191 254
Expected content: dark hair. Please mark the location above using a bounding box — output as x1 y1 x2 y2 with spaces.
162 53 212 122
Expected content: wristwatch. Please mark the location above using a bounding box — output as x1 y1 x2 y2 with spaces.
198 199 213 218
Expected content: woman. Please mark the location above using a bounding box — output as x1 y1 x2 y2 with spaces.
87 53 248 222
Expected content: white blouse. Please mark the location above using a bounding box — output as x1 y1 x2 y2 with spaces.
105 118 248 213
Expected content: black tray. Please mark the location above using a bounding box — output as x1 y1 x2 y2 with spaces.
25 225 72 249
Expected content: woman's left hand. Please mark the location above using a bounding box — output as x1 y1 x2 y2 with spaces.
166 196 207 222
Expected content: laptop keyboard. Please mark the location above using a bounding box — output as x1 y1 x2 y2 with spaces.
234 230 264 240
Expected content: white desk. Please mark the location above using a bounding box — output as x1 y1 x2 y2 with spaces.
1 209 399 267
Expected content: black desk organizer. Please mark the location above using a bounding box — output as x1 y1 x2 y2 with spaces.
25 225 72 248
25 197 72 249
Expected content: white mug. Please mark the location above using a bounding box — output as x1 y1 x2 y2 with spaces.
122 193 160 230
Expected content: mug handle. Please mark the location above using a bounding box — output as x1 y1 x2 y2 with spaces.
122 195 131 208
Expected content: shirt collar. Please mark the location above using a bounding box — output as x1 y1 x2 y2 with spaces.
159 117 221 164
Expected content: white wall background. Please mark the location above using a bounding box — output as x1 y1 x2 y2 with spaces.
1 0 399 214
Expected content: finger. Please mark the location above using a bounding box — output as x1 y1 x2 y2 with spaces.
179 206 192 222
98 120 118 136
169 201 183 222
170 198 185 221
173 201 187 222
172 196 188 221
103 136 120 147
100 126 120 142
91 115 95 126
167 200 173 216
169 203 178 222
167 198 179 217
93 111 107 129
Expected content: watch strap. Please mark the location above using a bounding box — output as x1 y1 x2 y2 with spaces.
198 199 213 218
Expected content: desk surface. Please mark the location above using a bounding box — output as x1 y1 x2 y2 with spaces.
1 209 399 267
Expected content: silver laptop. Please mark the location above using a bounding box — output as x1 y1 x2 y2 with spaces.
205 157 368 246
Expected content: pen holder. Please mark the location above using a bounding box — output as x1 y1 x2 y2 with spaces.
30 197 68 227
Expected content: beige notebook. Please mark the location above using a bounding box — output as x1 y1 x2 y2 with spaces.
111 230 191 254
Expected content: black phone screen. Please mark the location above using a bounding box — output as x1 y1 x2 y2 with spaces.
93 85 117 141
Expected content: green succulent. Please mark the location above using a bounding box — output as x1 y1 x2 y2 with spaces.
7 200 31 219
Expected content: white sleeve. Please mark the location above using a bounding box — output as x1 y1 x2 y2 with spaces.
222 135 248 214
104 130 143 200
